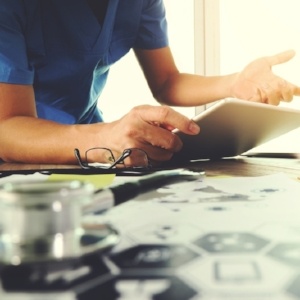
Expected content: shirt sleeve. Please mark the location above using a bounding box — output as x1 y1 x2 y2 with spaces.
134 0 169 49
0 1 34 84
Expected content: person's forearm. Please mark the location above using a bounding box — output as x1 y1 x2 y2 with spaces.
0 116 104 164
156 72 238 106
0 105 201 165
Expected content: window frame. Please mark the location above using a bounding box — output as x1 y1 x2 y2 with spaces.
194 0 220 114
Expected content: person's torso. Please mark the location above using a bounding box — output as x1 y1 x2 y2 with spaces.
25 0 144 124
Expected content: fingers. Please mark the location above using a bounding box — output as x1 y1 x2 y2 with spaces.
234 49 300 105
259 79 299 105
292 85 300 97
141 143 175 162
248 88 264 103
265 49 296 67
279 80 294 102
136 105 200 135
263 50 300 103
281 88 293 102
122 105 200 163
261 85 281 105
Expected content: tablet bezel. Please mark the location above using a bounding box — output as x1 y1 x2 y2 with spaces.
172 98 300 161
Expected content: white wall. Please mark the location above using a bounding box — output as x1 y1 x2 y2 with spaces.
99 0 195 122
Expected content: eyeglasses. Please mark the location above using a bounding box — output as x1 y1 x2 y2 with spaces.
74 147 151 170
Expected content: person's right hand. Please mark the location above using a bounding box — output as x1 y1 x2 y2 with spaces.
97 105 200 165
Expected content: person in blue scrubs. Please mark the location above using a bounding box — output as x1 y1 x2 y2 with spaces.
0 0 300 165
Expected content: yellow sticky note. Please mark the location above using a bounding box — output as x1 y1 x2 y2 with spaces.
47 174 115 189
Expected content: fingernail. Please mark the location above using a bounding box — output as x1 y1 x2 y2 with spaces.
189 122 200 134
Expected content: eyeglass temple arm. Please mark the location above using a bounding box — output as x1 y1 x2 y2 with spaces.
74 148 92 169
108 149 132 169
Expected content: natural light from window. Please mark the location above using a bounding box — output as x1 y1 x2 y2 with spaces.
99 0 195 122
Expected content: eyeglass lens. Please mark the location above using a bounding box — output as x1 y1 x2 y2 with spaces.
86 148 149 168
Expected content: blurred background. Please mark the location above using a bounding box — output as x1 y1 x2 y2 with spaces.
99 0 300 153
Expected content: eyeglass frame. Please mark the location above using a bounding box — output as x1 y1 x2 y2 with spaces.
74 147 151 170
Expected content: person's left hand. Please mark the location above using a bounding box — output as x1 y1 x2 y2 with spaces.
231 50 300 105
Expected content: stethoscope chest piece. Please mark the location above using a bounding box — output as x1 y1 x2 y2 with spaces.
0 180 120 265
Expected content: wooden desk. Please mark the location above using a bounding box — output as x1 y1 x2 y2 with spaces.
1 156 300 178
191 156 300 178
0 162 80 172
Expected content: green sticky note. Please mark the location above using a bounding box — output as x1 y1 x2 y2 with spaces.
47 174 115 189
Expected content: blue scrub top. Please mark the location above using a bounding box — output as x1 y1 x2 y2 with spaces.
0 0 168 124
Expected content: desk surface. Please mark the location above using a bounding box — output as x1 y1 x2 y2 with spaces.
1 157 300 300
1 156 300 177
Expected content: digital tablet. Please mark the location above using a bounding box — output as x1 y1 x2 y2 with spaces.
172 98 300 161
